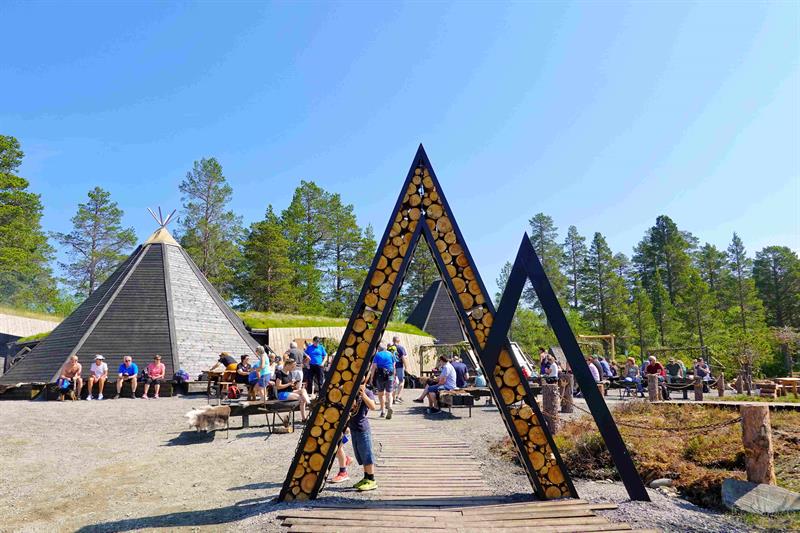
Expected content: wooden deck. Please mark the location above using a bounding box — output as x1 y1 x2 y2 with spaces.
278 402 653 532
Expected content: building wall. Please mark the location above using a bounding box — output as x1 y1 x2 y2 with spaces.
166 245 256 380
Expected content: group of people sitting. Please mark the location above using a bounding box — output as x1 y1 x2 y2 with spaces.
56 353 167 400
411 353 470 413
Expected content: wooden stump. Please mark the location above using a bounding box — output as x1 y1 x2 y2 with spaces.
694 377 704 401
717 373 725 398
560 374 574 414
542 384 560 434
735 374 744 394
740 405 776 485
647 374 660 402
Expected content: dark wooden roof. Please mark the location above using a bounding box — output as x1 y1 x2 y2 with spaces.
0 242 257 386
0 247 143 384
405 280 466 344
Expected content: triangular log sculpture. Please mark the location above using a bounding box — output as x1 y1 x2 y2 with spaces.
281 145 632 502
485 234 650 501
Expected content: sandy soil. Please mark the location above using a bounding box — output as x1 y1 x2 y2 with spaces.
0 390 755 532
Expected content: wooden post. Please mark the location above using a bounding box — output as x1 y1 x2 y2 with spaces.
542 383 560 434
647 374 659 402
735 374 744 394
694 377 704 401
717 373 725 398
740 405 776 485
560 374 574 414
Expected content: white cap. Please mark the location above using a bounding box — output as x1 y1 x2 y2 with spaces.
94 354 105 360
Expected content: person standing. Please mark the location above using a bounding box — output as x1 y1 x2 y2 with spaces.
250 346 270 400
450 355 469 389
389 336 408 404
304 337 327 396
349 384 378 491
142 354 166 399
114 356 139 399
86 355 108 400
285 341 305 366
369 342 395 419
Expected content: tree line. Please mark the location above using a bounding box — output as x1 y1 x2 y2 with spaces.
2 133 798 373
496 213 800 374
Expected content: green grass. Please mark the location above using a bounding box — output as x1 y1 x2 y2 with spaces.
717 394 800 404
0 305 62 322
16 331 52 343
238 311 431 337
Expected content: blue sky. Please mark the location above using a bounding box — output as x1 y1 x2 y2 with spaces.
2 1 798 297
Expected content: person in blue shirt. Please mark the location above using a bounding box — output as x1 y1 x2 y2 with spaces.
369 342 395 419
114 356 139 399
304 337 327 396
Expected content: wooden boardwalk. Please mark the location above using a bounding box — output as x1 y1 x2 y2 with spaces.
278 402 652 532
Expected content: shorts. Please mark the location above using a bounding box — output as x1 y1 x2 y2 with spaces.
278 391 291 401
395 367 405 385
146 377 163 385
428 384 453 394
350 429 374 466
375 371 394 392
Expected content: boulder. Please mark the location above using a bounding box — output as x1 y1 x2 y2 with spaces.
649 478 673 488
722 478 800 514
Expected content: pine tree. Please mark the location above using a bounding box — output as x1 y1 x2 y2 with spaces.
281 181 329 314
696 243 727 311
561 225 587 310
323 193 365 316
178 157 242 298
629 279 657 361
0 134 57 310
651 269 679 346
343 224 377 311
753 246 800 328
581 233 631 341
52 187 136 297
726 233 761 334
495 260 513 305
396 238 440 319
677 271 719 349
528 213 567 304
236 206 296 312
633 215 695 305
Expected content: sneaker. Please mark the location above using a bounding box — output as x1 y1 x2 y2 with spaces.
141 396 148 400
395 397 404 404
412 398 423 403
97 394 103 400
379 411 385 418
153 395 159 399
385 408 393 420
113 395 120 399
330 471 350 483
357 479 377 492
86 396 92 401
352 478 369 489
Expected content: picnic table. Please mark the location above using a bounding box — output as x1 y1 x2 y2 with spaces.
774 377 800 398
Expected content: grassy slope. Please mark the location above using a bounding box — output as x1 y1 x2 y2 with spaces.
238 311 431 337
0 306 60 342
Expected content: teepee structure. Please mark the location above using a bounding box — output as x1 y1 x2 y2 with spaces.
405 280 466 344
0 210 258 386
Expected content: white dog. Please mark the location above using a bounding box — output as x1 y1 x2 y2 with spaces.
185 405 231 432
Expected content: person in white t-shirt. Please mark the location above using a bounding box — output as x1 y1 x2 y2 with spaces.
86 354 109 400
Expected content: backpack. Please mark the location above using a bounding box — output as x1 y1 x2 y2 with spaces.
227 385 240 400
174 369 190 383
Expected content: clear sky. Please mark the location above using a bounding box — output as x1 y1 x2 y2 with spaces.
2 1 798 297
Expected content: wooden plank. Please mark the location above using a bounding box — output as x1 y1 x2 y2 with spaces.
286 525 633 533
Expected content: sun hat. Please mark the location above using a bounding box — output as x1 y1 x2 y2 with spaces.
94 354 105 360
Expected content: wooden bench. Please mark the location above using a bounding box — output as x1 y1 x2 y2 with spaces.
757 382 782 399
438 390 474 417
226 399 301 433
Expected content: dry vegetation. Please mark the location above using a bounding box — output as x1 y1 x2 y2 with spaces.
493 402 800 525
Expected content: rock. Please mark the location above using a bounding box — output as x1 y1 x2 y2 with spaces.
722 478 800 514
650 478 673 488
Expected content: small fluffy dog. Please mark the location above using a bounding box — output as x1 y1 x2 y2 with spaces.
185 405 231 432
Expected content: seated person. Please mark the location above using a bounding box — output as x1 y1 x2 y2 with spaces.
587 357 601 383
114 356 139 399
665 357 683 384
473 368 487 388
57 355 83 400
415 355 456 413
86 354 108 400
451 356 469 389
142 354 166 399
622 357 643 396
645 356 669 399
274 359 310 421
236 354 253 399
544 355 560 383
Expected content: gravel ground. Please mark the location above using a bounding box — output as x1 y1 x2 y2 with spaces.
0 390 757 532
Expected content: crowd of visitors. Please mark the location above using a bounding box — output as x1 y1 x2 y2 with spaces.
55 353 169 400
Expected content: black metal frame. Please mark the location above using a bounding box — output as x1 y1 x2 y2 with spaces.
484 234 650 502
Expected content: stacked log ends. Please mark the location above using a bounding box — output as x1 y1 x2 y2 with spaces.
509 404 572 499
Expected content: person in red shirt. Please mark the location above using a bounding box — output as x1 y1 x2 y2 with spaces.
645 356 669 399
142 354 166 399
